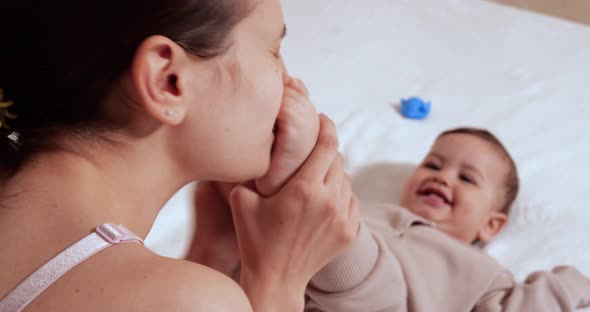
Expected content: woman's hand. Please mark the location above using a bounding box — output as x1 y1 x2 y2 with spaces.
230 115 360 311
188 75 320 279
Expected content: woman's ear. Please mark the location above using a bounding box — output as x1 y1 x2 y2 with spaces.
476 211 507 243
130 35 192 126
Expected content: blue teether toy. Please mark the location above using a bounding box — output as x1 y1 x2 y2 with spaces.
400 97 431 120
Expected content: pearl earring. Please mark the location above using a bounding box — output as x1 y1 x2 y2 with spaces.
165 110 177 117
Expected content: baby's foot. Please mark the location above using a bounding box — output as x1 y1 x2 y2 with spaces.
255 77 320 197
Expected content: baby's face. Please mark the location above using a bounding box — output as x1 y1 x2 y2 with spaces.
400 133 508 243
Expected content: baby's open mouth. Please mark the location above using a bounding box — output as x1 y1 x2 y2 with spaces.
418 186 452 206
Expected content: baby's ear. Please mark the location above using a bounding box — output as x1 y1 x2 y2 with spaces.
476 212 508 243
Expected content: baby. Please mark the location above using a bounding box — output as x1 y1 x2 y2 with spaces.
190 78 589 311
306 128 590 311
399 128 518 246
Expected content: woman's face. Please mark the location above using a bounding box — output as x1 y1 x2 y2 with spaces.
178 0 288 182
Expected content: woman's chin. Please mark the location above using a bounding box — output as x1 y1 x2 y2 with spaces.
237 162 271 182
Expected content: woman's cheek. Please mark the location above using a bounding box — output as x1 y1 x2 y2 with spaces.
268 69 285 116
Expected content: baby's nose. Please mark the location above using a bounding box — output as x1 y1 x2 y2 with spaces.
432 171 452 186
432 176 447 186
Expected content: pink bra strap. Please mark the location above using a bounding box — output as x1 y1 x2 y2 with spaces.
0 224 143 312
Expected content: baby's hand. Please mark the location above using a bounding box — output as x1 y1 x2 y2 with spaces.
255 77 320 197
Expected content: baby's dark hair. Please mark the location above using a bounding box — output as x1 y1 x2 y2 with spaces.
438 128 519 216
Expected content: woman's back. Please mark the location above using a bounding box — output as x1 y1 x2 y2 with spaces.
0 157 249 312
0 241 247 312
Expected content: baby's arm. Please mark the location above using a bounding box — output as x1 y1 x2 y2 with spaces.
255 76 320 196
305 218 407 312
475 267 590 311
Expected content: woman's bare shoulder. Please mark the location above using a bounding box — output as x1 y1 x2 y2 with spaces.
22 245 252 312
129 256 252 312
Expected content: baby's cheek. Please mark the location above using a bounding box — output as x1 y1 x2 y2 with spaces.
405 174 420 192
399 182 414 206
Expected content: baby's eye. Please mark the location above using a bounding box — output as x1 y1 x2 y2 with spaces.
424 162 440 171
460 174 475 184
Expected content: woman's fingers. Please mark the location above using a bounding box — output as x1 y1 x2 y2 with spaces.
338 173 359 239
229 184 261 225
324 153 345 191
339 173 352 212
347 194 360 233
296 114 339 182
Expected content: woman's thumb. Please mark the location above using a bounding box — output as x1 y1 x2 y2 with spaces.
229 184 260 218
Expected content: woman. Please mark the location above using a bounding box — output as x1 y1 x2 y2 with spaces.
0 0 359 311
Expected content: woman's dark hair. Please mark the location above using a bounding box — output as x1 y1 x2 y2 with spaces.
0 0 253 177
438 127 519 216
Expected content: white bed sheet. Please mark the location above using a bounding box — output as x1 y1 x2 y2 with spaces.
146 0 590 299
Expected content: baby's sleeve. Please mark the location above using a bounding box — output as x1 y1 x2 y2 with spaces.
304 221 407 312
475 266 590 312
